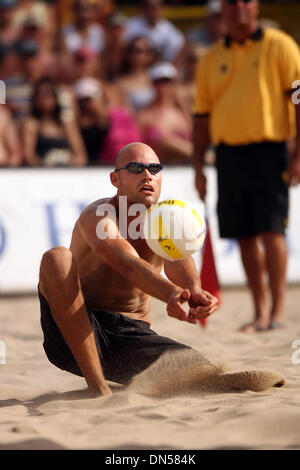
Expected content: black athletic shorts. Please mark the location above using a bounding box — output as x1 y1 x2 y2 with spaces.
216 141 289 239
39 288 205 385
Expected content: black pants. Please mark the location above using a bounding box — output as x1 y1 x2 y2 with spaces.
216 141 289 239
39 289 207 385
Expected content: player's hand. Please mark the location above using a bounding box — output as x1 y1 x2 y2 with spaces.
188 288 219 321
89 383 113 398
100 384 113 396
195 170 207 201
167 289 197 324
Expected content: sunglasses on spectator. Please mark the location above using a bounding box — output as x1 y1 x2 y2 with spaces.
226 0 252 4
114 162 163 175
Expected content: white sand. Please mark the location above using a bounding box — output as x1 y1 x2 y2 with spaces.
1 287 300 450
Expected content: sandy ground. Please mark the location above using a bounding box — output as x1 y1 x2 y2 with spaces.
1 287 300 450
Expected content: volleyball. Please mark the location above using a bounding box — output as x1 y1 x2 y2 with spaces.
143 199 206 261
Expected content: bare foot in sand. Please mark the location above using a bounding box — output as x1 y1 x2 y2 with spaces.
239 321 269 334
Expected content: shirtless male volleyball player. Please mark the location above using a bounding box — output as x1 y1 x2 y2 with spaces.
38 142 219 397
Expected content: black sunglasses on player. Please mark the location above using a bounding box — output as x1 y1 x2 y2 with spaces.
114 162 163 175
226 0 252 4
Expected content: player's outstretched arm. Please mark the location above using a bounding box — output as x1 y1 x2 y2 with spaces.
78 208 195 323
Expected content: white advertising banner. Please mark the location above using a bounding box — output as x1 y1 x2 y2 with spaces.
0 167 299 293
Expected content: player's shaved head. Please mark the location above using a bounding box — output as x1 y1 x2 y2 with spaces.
115 142 160 169
111 142 162 207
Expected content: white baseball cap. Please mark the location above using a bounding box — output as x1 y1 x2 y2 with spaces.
206 0 222 15
73 78 102 99
148 62 178 82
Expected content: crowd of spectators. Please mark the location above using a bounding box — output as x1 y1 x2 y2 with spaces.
0 0 287 167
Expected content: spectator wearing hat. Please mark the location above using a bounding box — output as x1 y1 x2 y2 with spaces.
22 77 87 167
187 0 226 47
137 61 192 163
74 77 110 164
124 0 185 63
74 77 141 165
13 0 56 51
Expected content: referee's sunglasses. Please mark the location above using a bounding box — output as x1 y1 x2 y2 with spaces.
114 162 163 175
226 0 252 4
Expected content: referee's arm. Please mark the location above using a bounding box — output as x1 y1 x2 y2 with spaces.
192 52 212 201
289 99 300 186
193 114 211 201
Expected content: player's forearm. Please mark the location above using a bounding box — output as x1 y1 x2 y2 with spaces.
164 257 202 291
113 254 181 303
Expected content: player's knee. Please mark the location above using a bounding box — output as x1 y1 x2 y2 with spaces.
40 246 73 278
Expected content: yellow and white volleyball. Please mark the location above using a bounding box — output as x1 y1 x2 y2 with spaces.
143 200 206 261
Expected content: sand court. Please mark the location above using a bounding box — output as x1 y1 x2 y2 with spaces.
1 287 300 450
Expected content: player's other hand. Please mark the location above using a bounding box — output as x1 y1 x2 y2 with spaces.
167 289 197 324
188 289 219 321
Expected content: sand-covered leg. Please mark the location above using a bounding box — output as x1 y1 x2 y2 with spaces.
128 349 221 397
128 349 285 396
196 370 285 393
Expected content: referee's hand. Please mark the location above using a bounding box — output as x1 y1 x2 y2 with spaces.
195 170 207 201
288 153 300 186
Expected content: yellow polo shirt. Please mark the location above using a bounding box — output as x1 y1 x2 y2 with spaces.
194 28 300 146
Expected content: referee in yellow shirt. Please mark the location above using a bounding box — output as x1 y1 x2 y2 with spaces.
193 0 300 333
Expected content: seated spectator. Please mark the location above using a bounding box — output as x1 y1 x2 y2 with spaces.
3 40 70 122
137 62 192 164
101 12 127 82
1 40 35 121
116 36 156 112
57 0 112 26
0 0 20 46
3 39 53 121
74 77 141 165
67 45 124 109
22 77 87 167
0 42 20 80
69 45 100 82
60 0 106 55
13 0 56 51
124 0 185 63
176 42 208 113
0 105 22 167
187 0 226 47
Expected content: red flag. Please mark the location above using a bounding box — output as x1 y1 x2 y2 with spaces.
199 219 221 328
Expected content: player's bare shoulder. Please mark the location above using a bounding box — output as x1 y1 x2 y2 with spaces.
71 196 118 247
79 197 117 228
